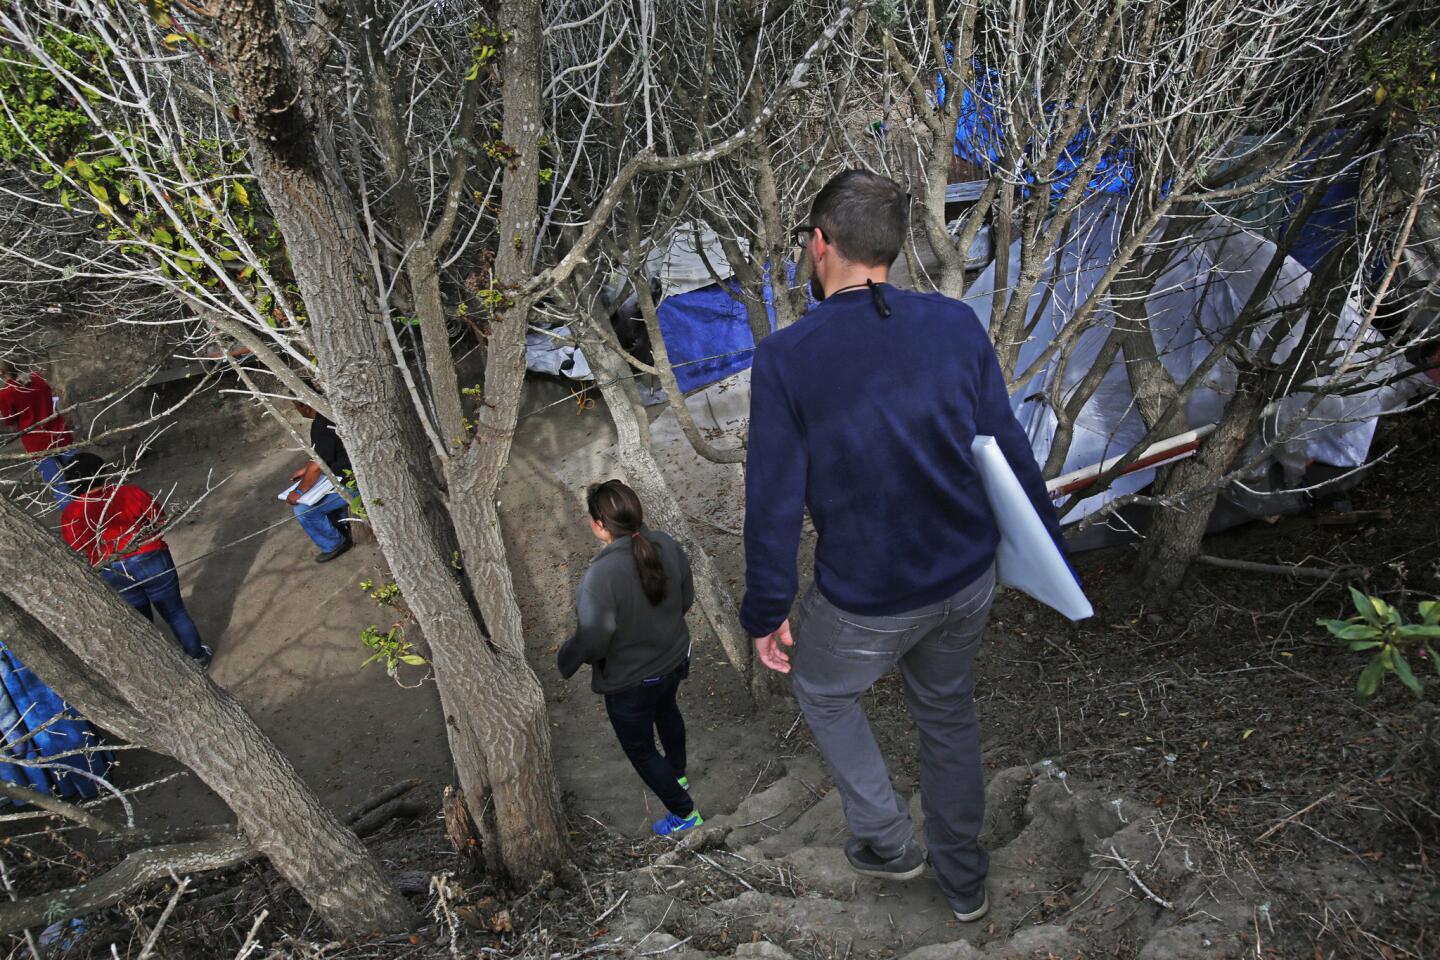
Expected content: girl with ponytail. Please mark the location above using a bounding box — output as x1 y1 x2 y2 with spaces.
558 479 701 836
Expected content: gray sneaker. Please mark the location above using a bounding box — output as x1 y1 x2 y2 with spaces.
950 890 989 923
843 838 926 880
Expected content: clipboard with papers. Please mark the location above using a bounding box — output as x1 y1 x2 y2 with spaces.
971 435 1093 621
277 474 337 507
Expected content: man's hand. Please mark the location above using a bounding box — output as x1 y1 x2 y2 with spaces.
754 620 795 674
290 467 306 482
285 490 302 505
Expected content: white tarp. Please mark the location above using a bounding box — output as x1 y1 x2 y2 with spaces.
961 199 1421 522
635 198 1422 526
523 324 668 405
525 325 592 380
644 223 746 298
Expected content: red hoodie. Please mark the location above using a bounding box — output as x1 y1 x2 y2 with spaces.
61 485 168 566
0 373 73 454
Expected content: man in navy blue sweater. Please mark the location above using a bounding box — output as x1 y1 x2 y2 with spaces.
741 170 1067 923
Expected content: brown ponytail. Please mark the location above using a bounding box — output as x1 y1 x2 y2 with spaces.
587 479 667 606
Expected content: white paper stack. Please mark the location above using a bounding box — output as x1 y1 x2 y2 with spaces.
277 475 337 507
971 435 1093 621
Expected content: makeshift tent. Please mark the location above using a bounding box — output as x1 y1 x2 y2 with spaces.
0 643 111 802
634 196 1423 533
947 70 1135 201
525 225 779 395
947 78 1359 260
646 223 745 298
960 197 1419 523
657 281 776 393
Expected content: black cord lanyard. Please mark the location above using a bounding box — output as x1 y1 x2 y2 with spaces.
827 279 892 318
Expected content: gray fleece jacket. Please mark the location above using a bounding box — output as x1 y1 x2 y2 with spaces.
557 528 694 694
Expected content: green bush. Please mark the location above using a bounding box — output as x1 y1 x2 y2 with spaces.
1320 589 1440 700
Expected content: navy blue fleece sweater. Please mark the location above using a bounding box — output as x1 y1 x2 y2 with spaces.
739 283 1066 637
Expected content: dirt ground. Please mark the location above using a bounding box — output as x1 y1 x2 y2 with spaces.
11 375 1439 959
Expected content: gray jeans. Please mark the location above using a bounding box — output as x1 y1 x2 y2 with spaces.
791 563 996 904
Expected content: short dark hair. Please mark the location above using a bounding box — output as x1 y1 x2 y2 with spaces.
62 452 106 490
809 170 908 267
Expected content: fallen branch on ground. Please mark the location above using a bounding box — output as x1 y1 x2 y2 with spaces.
1195 555 1362 582
0 835 251 934
649 825 732 870
1105 844 1173 910
1256 792 1338 843
0 778 428 935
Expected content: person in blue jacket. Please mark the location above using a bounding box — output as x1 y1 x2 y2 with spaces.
741 170 1069 923
558 480 700 837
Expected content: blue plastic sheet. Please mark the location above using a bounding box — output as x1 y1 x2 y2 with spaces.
0 642 111 801
947 69 1134 202
657 280 779 393
1279 131 1360 271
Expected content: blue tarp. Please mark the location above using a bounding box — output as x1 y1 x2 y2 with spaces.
1280 131 1361 271
949 76 1135 202
944 66 1358 261
0 643 111 802
657 279 778 393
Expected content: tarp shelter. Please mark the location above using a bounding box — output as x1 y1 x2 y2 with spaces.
959 197 1420 524
0 643 111 802
657 281 777 393
946 77 1359 261
646 224 744 298
525 224 779 395
634 196 1423 532
947 70 1135 202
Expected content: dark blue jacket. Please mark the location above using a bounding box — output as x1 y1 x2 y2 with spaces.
739 283 1065 636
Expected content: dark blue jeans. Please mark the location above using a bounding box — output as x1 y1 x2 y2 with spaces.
604 659 693 817
293 490 350 552
35 451 76 503
101 548 205 659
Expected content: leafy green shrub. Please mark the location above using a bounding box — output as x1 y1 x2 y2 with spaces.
360 624 426 679
1320 589 1439 699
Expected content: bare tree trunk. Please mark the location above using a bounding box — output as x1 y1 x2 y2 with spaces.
438 0 570 879
0 499 412 935
216 0 566 883
1133 391 1267 601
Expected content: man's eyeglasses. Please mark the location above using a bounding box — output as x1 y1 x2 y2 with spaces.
791 225 825 249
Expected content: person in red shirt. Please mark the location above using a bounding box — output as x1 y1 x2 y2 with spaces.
60 453 210 666
0 359 77 502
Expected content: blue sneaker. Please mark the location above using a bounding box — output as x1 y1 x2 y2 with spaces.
653 811 703 837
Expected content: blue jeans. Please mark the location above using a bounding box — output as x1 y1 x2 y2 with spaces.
100 549 205 659
603 659 693 817
293 491 350 551
35 451 76 503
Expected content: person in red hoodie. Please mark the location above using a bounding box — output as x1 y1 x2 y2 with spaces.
0 358 77 502
60 453 210 667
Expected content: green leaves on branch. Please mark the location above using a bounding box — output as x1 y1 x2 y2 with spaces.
0 27 105 165
1319 588 1440 700
1361 26 1440 113
464 23 509 82
3 25 303 327
360 625 427 679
